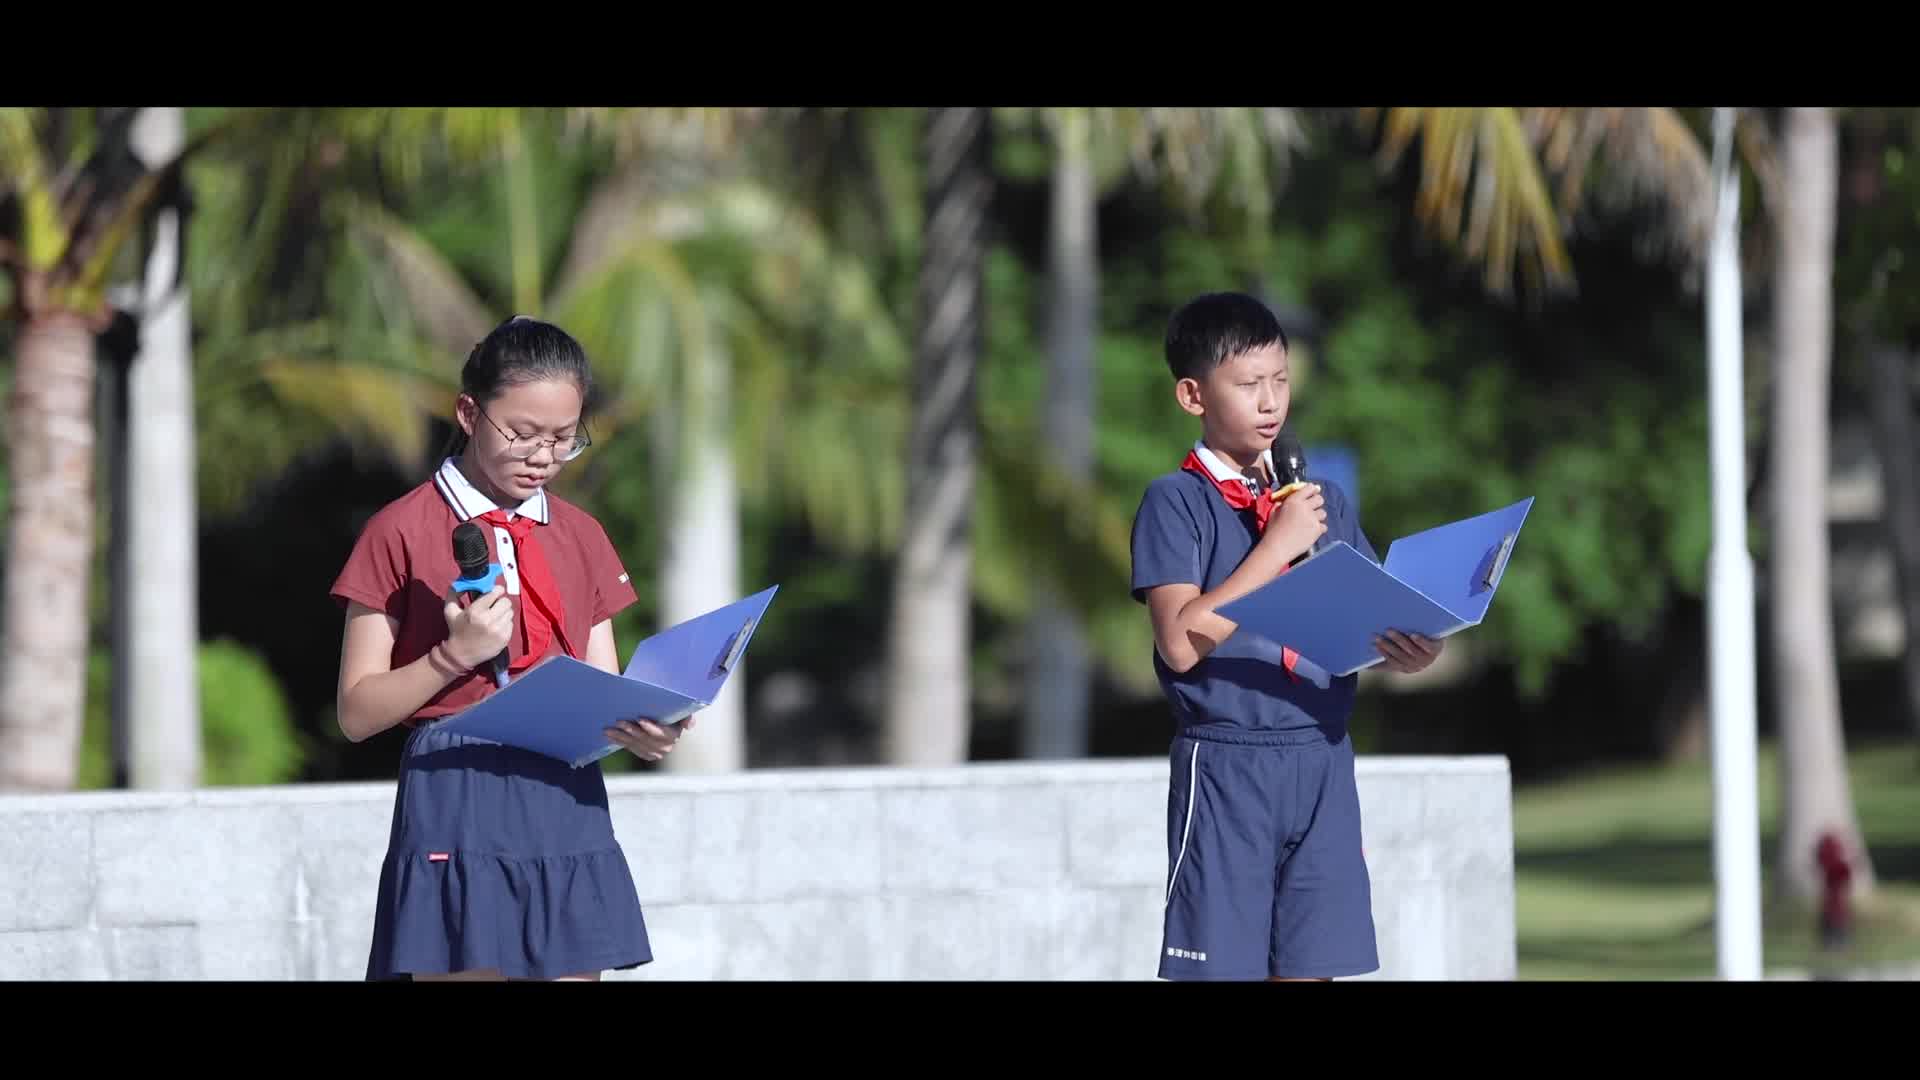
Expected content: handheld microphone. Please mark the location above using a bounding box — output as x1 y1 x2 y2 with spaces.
1268 432 1319 565
1269 432 1312 504
449 522 511 688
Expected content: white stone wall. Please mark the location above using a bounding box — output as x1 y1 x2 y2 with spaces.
0 756 1514 980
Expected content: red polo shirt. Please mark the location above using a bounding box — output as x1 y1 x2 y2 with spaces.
330 464 640 723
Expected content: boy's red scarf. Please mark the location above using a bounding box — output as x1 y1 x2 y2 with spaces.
1180 448 1304 681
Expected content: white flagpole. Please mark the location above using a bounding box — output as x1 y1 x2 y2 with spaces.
1706 105 1764 981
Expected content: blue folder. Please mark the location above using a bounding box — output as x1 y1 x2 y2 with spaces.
1216 497 1533 677
437 585 779 767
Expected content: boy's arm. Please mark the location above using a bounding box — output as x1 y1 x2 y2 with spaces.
1143 572 1268 673
1136 483 1328 674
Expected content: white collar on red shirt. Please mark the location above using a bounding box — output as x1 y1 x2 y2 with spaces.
433 456 551 524
1192 441 1276 496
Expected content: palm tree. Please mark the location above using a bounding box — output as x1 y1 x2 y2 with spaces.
1767 106 1874 904
0 107 251 791
884 108 992 766
1020 108 1100 760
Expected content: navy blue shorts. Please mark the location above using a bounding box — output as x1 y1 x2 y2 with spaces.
1159 725 1379 980
364 721 653 980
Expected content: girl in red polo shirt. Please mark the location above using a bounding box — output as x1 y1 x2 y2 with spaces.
331 316 681 981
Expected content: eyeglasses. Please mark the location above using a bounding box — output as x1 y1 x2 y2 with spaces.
476 404 592 462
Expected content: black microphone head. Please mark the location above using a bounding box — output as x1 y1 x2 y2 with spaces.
451 522 491 579
1274 432 1308 486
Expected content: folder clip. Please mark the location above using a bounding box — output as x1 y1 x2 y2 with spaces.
712 615 758 677
1476 533 1517 594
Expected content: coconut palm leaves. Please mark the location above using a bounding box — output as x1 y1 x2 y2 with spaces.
1362 107 1715 296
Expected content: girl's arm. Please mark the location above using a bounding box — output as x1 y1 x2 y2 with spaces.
335 603 460 742
586 618 621 675
335 587 514 742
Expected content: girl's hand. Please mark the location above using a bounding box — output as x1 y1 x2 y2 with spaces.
441 585 514 670
605 718 681 762
1374 630 1443 674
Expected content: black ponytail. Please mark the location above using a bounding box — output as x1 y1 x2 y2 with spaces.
439 315 596 461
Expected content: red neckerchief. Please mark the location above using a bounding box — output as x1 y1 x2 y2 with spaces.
1181 448 1304 682
477 509 574 671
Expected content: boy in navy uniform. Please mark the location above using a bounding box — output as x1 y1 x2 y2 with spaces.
1130 292 1442 981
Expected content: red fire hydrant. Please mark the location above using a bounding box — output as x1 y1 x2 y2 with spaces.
1816 831 1854 951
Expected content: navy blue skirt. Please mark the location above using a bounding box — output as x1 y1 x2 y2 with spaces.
365 720 653 980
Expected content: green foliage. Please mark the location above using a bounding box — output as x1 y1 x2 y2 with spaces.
160 107 1742 771
1264 153 1712 695
198 639 305 785
1836 112 1920 350
78 638 304 788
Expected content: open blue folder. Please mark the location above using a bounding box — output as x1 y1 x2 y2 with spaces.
1216 497 1533 677
438 585 779 767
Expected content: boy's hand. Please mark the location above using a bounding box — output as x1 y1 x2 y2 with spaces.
1374 630 1443 673
1261 484 1326 567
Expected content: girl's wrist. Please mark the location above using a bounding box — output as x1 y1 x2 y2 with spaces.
429 641 466 677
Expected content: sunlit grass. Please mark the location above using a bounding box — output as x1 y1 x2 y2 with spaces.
1514 740 1920 979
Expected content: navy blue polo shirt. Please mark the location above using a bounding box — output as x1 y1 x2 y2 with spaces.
1129 462 1380 735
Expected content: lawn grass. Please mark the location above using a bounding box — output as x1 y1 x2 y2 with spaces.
1513 738 1920 980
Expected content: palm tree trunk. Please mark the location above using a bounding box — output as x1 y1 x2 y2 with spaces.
1770 106 1875 903
1864 343 1920 741
0 311 99 791
125 105 202 789
885 107 990 766
1021 109 1096 760
659 333 745 773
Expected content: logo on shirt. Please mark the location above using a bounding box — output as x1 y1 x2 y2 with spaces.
1166 946 1207 962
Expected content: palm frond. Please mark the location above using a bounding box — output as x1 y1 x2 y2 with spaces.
1115 108 1308 223
253 356 447 465
291 108 530 190
568 108 768 162
1735 108 1784 220
1372 107 1574 296
1540 107 1712 266
0 108 68 272
549 156 710 304
68 107 263 303
972 417 1136 628
343 196 497 355
546 232 712 407
192 319 458 512
498 113 544 314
